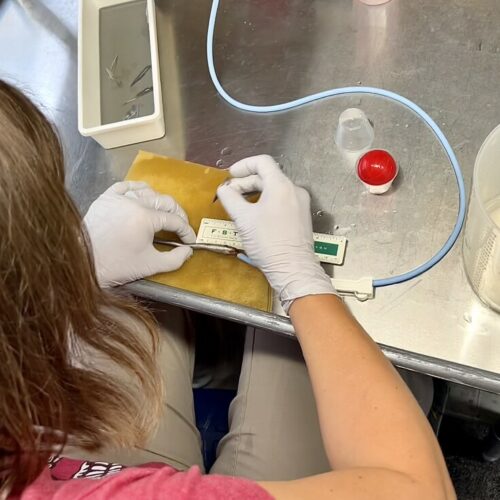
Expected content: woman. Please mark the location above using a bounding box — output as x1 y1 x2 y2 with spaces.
0 80 455 499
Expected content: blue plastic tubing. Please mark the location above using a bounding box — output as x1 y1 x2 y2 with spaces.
206 0 467 288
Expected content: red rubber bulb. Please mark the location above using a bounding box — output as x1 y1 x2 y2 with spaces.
357 150 398 186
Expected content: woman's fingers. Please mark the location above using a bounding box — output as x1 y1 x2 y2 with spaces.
150 211 196 244
225 174 264 195
229 155 282 182
125 188 189 222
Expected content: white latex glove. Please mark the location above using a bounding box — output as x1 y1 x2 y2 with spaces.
216 155 336 312
84 181 196 287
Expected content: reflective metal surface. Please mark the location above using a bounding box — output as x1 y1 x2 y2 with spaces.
1 0 500 390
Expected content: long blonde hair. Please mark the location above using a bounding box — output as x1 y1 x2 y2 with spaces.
0 81 163 495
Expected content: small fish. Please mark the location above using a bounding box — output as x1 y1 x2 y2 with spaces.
153 239 239 256
212 190 260 203
123 86 153 105
105 55 122 86
124 104 139 120
130 64 152 87
109 55 118 73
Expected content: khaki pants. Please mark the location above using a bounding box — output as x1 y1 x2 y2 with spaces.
66 304 433 481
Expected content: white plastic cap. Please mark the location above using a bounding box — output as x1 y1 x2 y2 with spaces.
360 179 395 194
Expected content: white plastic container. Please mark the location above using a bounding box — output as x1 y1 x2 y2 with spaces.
78 0 164 149
463 125 500 312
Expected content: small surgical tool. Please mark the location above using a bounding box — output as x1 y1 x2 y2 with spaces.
153 239 240 256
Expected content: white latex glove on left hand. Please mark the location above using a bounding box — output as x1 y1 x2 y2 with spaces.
84 181 196 287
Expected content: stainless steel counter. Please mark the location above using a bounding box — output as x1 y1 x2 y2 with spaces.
2 0 500 391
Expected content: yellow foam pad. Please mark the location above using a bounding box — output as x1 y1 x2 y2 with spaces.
125 151 272 312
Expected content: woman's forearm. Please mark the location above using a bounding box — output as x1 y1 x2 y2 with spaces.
289 295 454 496
216 156 454 499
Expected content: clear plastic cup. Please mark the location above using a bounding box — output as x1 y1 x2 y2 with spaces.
463 125 500 312
335 108 374 154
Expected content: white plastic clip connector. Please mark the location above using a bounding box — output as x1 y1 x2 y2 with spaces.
331 277 374 301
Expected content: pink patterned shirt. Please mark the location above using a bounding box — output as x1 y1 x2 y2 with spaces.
13 457 273 499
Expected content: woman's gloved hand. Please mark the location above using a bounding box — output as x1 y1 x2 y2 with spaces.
84 181 196 287
216 155 336 312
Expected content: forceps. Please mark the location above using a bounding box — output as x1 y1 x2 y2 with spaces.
153 239 240 256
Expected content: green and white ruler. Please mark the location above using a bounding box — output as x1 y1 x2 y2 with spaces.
196 218 347 265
